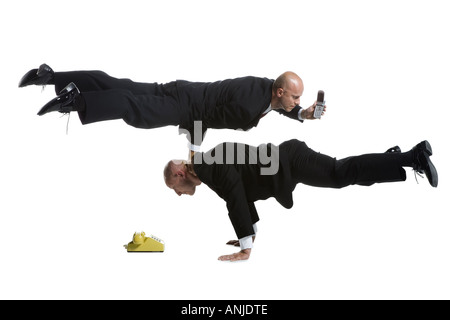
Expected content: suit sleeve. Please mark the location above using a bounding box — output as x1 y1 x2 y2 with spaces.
199 162 258 239
247 202 260 225
274 105 304 122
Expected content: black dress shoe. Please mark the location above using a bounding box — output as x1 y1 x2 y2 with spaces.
385 145 401 153
412 140 433 157
37 82 82 116
18 63 54 87
412 140 438 187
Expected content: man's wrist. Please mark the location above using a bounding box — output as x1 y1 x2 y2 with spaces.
298 107 306 121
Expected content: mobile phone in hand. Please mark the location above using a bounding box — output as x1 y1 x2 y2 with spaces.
313 90 325 119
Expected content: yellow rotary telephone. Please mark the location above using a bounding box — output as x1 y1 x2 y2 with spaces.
124 231 165 252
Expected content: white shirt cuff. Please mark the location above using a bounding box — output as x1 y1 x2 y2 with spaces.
298 107 305 121
239 223 258 250
188 143 202 152
239 236 253 250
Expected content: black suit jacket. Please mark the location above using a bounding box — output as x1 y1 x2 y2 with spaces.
193 141 297 239
176 77 303 145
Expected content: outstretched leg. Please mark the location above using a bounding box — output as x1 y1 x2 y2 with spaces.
53 70 159 95
53 70 182 128
20 64 183 129
19 63 159 95
283 139 437 188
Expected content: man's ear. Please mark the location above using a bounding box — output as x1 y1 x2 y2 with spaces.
277 87 284 98
176 170 186 178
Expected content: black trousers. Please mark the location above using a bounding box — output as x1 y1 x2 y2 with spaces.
281 140 407 188
54 71 182 129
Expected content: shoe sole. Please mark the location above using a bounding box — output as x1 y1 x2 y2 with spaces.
426 156 438 187
18 69 39 87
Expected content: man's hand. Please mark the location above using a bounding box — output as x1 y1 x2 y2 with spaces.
218 249 251 262
301 101 327 120
226 240 240 247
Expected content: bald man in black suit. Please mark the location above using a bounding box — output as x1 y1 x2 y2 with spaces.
19 64 325 150
164 139 438 261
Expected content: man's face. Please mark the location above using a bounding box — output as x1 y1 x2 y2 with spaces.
278 81 303 112
166 174 197 196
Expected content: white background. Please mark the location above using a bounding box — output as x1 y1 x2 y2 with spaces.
1 0 449 299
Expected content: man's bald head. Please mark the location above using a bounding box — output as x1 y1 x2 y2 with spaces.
164 160 201 196
273 71 303 93
271 71 304 112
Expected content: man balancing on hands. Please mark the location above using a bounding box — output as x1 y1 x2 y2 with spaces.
19 64 325 153
164 139 438 262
